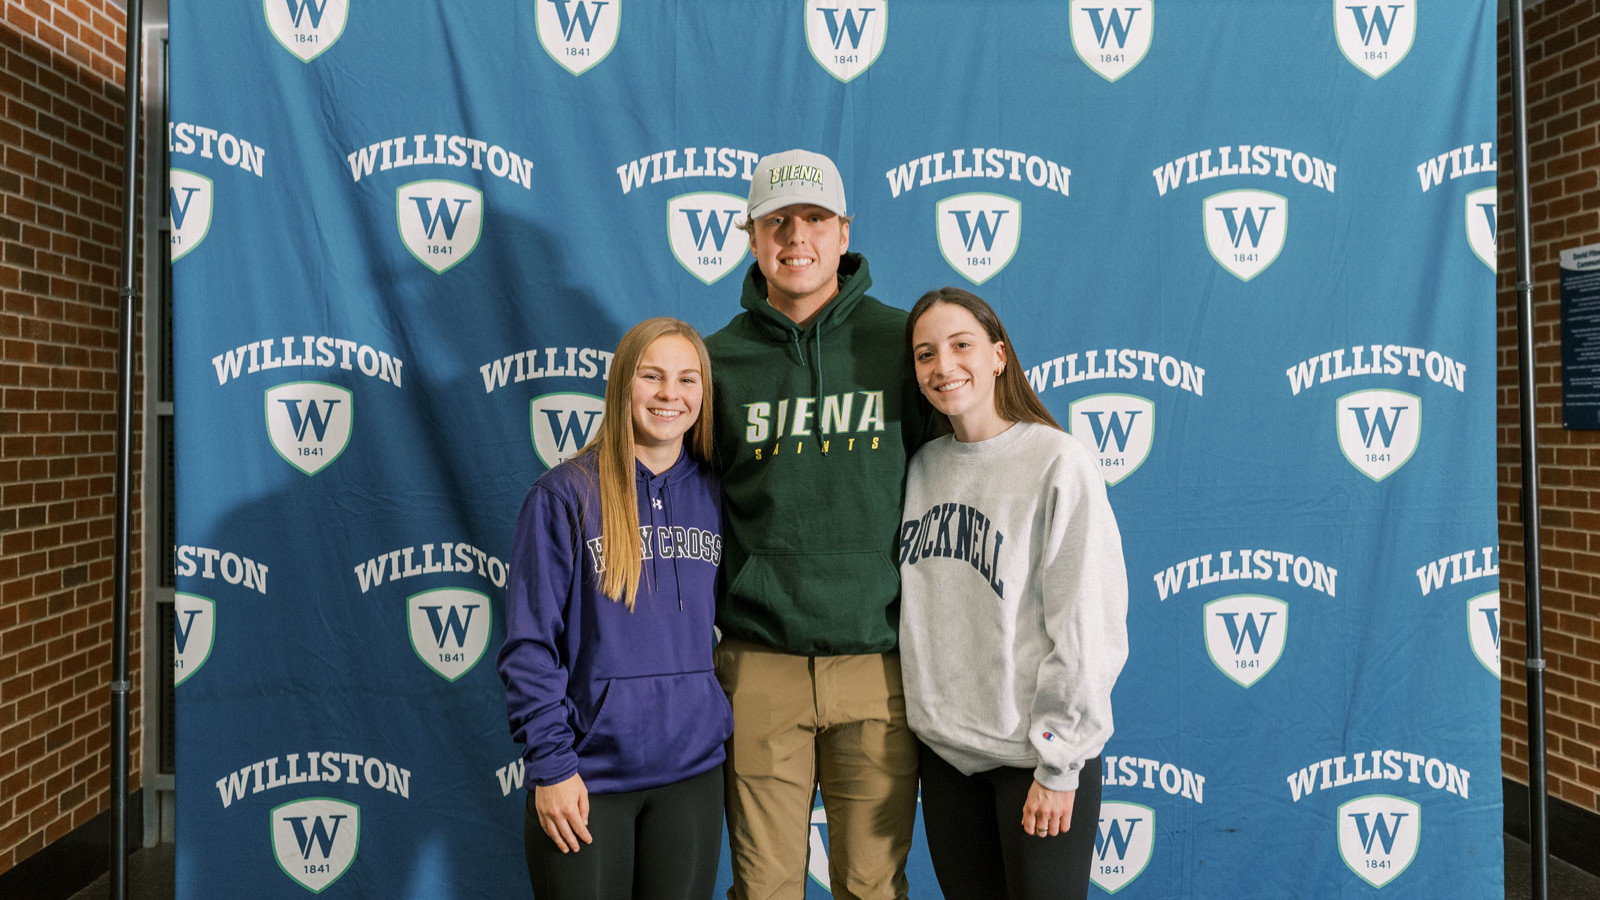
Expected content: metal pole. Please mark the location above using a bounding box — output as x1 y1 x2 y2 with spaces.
112 1 145 898
1507 1 1548 898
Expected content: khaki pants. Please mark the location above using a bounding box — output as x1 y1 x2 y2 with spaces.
713 638 918 900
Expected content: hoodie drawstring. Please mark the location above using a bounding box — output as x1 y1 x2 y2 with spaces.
793 328 829 456
664 479 683 610
642 464 685 611
812 328 827 455
643 468 659 601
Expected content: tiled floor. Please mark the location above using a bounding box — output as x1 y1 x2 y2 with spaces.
64 834 1600 899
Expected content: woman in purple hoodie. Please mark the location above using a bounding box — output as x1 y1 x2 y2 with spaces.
497 318 733 900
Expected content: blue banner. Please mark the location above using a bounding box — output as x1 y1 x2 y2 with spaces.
171 2 1501 896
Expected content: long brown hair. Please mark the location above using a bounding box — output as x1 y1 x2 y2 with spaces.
906 287 1061 431
579 317 714 610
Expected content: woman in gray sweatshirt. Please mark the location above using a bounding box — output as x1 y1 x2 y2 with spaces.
897 287 1129 900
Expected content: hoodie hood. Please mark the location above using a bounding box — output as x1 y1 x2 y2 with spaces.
633 444 701 488
737 252 872 341
635 447 697 609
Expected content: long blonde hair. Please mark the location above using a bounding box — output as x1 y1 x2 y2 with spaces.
579 318 714 610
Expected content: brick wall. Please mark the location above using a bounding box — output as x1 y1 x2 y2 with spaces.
0 0 1595 879
1497 3 1600 815
0 0 141 876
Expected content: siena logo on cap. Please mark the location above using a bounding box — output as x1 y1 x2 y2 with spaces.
747 149 846 219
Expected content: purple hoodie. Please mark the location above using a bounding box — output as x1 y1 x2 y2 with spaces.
497 447 732 795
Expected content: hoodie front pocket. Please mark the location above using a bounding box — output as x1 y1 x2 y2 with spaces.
572 679 612 755
573 670 732 784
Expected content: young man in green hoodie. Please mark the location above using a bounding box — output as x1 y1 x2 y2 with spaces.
707 149 929 900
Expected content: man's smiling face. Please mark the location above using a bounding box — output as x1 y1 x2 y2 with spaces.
748 203 850 311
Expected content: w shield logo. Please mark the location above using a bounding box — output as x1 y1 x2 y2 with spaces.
168 169 213 262
172 592 215 688
1092 801 1153 893
1468 592 1500 678
1069 1 1153 82
1336 1 1415 79
1204 595 1287 688
536 0 619 75
266 382 353 476
264 0 348 62
936 193 1021 285
1338 795 1420 888
272 798 359 892
531 392 606 469
408 588 491 681
397 180 482 274
1466 186 1497 271
667 192 748 285
805 0 887 83
1204 189 1286 282
1337 388 1420 482
1068 394 1153 486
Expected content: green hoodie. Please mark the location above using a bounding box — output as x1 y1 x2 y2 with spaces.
706 253 931 655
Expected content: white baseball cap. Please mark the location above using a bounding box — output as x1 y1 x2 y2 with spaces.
746 149 847 220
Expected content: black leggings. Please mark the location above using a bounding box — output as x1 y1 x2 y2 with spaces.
917 743 1103 900
522 766 724 900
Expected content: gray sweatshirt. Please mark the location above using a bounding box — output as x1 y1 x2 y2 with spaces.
896 421 1129 792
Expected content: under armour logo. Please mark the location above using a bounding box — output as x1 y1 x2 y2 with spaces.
651 498 663 510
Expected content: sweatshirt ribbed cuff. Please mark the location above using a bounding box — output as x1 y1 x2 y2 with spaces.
1034 760 1082 793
